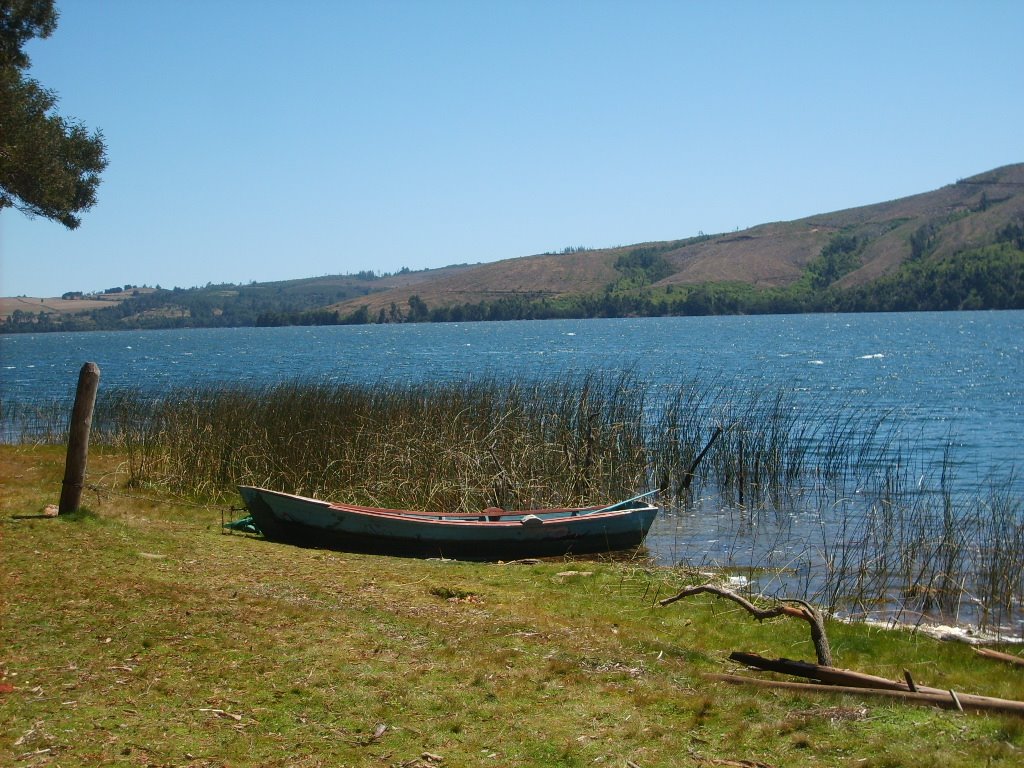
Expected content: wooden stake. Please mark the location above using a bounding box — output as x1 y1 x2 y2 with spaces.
58 362 101 515
949 689 964 713
903 669 918 693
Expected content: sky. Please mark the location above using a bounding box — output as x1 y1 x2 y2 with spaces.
1 0 1022 298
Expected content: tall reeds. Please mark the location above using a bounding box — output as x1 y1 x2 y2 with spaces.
7 372 1021 632
807 471 1024 633
87 373 652 512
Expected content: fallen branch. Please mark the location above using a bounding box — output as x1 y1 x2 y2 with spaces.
973 647 1024 667
728 652 946 695
660 584 832 665
705 673 1024 717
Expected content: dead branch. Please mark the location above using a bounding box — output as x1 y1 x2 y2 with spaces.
973 647 1024 667
659 584 832 666
729 652 947 695
705 673 1024 717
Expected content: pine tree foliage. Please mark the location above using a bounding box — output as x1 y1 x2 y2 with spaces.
0 0 107 228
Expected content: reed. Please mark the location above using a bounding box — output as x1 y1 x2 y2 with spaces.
0 397 68 443
774 454 1024 634
9 371 1022 631
86 373 652 512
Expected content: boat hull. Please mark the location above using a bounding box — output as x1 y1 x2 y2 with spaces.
238 486 658 559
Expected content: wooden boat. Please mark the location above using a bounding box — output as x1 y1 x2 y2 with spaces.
237 486 659 558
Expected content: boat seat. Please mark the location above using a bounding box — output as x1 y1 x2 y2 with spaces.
482 506 506 521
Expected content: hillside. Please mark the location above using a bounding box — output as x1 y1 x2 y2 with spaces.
4 163 1023 332
325 163 1024 318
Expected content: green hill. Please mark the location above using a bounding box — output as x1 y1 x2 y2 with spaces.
323 163 1024 321
4 163 1023 332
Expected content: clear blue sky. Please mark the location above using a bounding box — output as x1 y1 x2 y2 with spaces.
2 0 1022 297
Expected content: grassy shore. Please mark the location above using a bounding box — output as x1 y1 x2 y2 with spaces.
3 445 1024 767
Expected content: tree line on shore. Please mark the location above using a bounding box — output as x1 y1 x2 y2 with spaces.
4 233 1023 333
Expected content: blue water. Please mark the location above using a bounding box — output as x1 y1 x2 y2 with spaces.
3 312 1023 585
3 313 1022 468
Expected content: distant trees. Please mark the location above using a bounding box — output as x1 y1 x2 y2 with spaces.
909 222 940 260
613 246 675 289
997 219 1024 250
0 0 108 228
342 305 369 325
407 295 429 322
805 233 862 289
834 243 1024 312
5 232 1023 334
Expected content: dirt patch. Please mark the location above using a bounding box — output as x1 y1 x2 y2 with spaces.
0 291 155 320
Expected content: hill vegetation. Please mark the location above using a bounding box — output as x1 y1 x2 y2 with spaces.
4 164 1023 333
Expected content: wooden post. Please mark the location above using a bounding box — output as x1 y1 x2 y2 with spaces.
59 362 101 514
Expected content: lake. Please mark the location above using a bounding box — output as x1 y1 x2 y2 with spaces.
2 312 1023 611
4 312 1022 465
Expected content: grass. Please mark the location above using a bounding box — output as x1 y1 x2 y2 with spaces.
4 445 1024 767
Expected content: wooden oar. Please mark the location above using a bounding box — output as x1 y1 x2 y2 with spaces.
594 489 658 513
